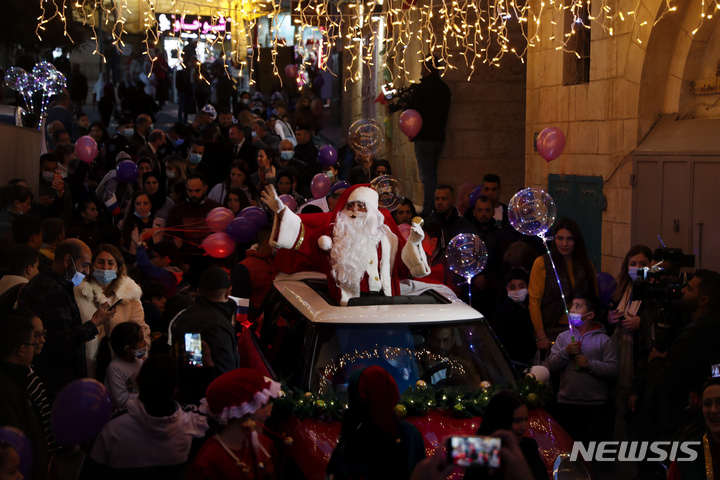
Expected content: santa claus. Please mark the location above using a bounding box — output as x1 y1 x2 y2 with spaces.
261 184 430 305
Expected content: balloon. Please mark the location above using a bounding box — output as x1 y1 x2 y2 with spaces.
32 61 59 89
239 206 268 231
226 217 258 243
318 144 338 167
508 188 557 237
468 185 484 210
206 207 235 233
446 233 488 279
4 67 27 91
116 160 139 183
279 194 297 213
399 109 422 139
310 173 331 199
0 427 33 477
370 175 404 211
284 64 298 79
202 232 236 258
75 136 98 164
348 118 385 159
536 127 566 162
397 223 411 240
313 76 325 88
596 272 617 305
51 379 112 447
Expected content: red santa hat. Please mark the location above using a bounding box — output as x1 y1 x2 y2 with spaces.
204 368 281 425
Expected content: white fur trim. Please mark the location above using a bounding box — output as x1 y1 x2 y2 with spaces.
271 208 304 250
402 239 431 279
379 227 398 295
199 377 282 426
348 187 379 212
318 235 333 251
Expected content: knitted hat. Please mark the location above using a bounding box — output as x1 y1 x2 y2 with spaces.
205 368 282 425
198 267 231 290
347 186 379 212
115 151 132 165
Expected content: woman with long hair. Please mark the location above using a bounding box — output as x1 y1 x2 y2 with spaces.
142 171 174 221
252 146 283 191
74 244 151 378
135 158 154 190
164 154 188 192
275 168 306 210
223 188 250 216
528 217 597 350
208 159 260 206
119 189 164 255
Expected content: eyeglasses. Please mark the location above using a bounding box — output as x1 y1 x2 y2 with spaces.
34 329 47 339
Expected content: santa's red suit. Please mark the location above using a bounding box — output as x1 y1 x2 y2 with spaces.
270 184 430 305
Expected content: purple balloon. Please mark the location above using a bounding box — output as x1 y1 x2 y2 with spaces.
116 160 139 183
0 427 33 477
226 217 258 243
206 207 235 233
313 76 325 88
596 271 617 305
51 379 113 447
239 206 268 231
318 144 338 167
310 173 331 199
279 194 297 213
469 185 484 210
536 127 566 162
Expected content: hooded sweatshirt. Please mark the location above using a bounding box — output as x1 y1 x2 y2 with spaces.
546 323 618 405
88 398 208 469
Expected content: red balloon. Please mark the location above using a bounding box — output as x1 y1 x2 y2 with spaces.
310 173 331 199
284 64 298 79
76 135 98 164
536 127 566 162
206 207 235 233
279 194 297 213
399 109 423 139
203 232 236 258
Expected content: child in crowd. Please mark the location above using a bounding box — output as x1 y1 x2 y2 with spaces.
547 290 618 442
97 322 146 410
0 441 22 480
489 269 536 367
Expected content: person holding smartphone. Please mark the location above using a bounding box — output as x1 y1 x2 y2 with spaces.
34 153 73 225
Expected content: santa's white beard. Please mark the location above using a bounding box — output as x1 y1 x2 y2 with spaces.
330 209 385 294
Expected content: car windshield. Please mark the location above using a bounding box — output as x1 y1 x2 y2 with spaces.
308 320 517 397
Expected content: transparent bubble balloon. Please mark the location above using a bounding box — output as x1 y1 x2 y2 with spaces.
4 67 27 91
32 61 59 89
508 187 557 237
348 118 385 159
370 175 404 211
446 233 488 279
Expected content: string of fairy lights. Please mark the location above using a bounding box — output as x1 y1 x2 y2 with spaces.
33 0 717 85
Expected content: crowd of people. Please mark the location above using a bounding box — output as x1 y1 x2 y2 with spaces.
0 54 719 480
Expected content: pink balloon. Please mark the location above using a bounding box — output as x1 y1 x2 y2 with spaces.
206 207 235 233
76 135 98 164
536 127 566 162
284 64 298 79
279 194 297 213
399 109 423 139
397 223 411 241
202 232 236 258
310 173 331 199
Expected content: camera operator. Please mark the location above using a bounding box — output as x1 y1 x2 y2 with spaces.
402 56 451 217
630 269 720 442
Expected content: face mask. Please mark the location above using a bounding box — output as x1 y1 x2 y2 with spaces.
123 129 134 138
166 171 177 179
242 98 250 105
174 138 184 146
134 211 151 219
507 288 528 303
188 153 202 166
251 131 257 139
67 258 85 286
133 348 147 359
628 267 639 281
41 171 54 183
325 171 335 181
281 151 293 161
93 269 117 285
568 312 590 327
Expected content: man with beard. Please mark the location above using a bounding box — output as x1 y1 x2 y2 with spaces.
261 184 430 305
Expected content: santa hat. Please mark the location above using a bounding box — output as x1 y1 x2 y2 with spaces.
347 186 379 212
204 368 281 425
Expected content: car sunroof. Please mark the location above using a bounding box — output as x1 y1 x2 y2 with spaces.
301 279 452 306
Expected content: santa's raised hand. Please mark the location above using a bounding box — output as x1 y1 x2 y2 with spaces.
261 185 285 215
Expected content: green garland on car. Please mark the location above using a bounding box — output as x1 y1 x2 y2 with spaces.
272 375 552 421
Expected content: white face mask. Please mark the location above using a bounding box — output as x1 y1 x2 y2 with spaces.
166 171 177 179
42 171 55 183
628 266 639 281
507 288 528 303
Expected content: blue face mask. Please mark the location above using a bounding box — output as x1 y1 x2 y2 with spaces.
133 348 147 359
68 258 85 287
134 211 151 219
251 131 257 139
123 129 134 139
93 269 117 285
189 153 202 166
280 151 293 161
174 138 184 147
568 312 589 327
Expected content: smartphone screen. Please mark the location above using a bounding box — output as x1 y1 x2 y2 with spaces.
712 363 720 378
447 436 502 468
53 168 63 183
184 333 203 367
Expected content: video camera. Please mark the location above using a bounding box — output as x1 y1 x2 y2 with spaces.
632 247 695 305
381 82 418 113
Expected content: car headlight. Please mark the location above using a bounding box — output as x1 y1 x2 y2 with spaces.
552 453 591 480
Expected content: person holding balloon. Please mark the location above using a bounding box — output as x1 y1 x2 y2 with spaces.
528 218 597 350
276 168 306 210
119 190 165 256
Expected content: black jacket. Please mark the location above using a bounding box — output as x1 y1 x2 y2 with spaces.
404 72 451 142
